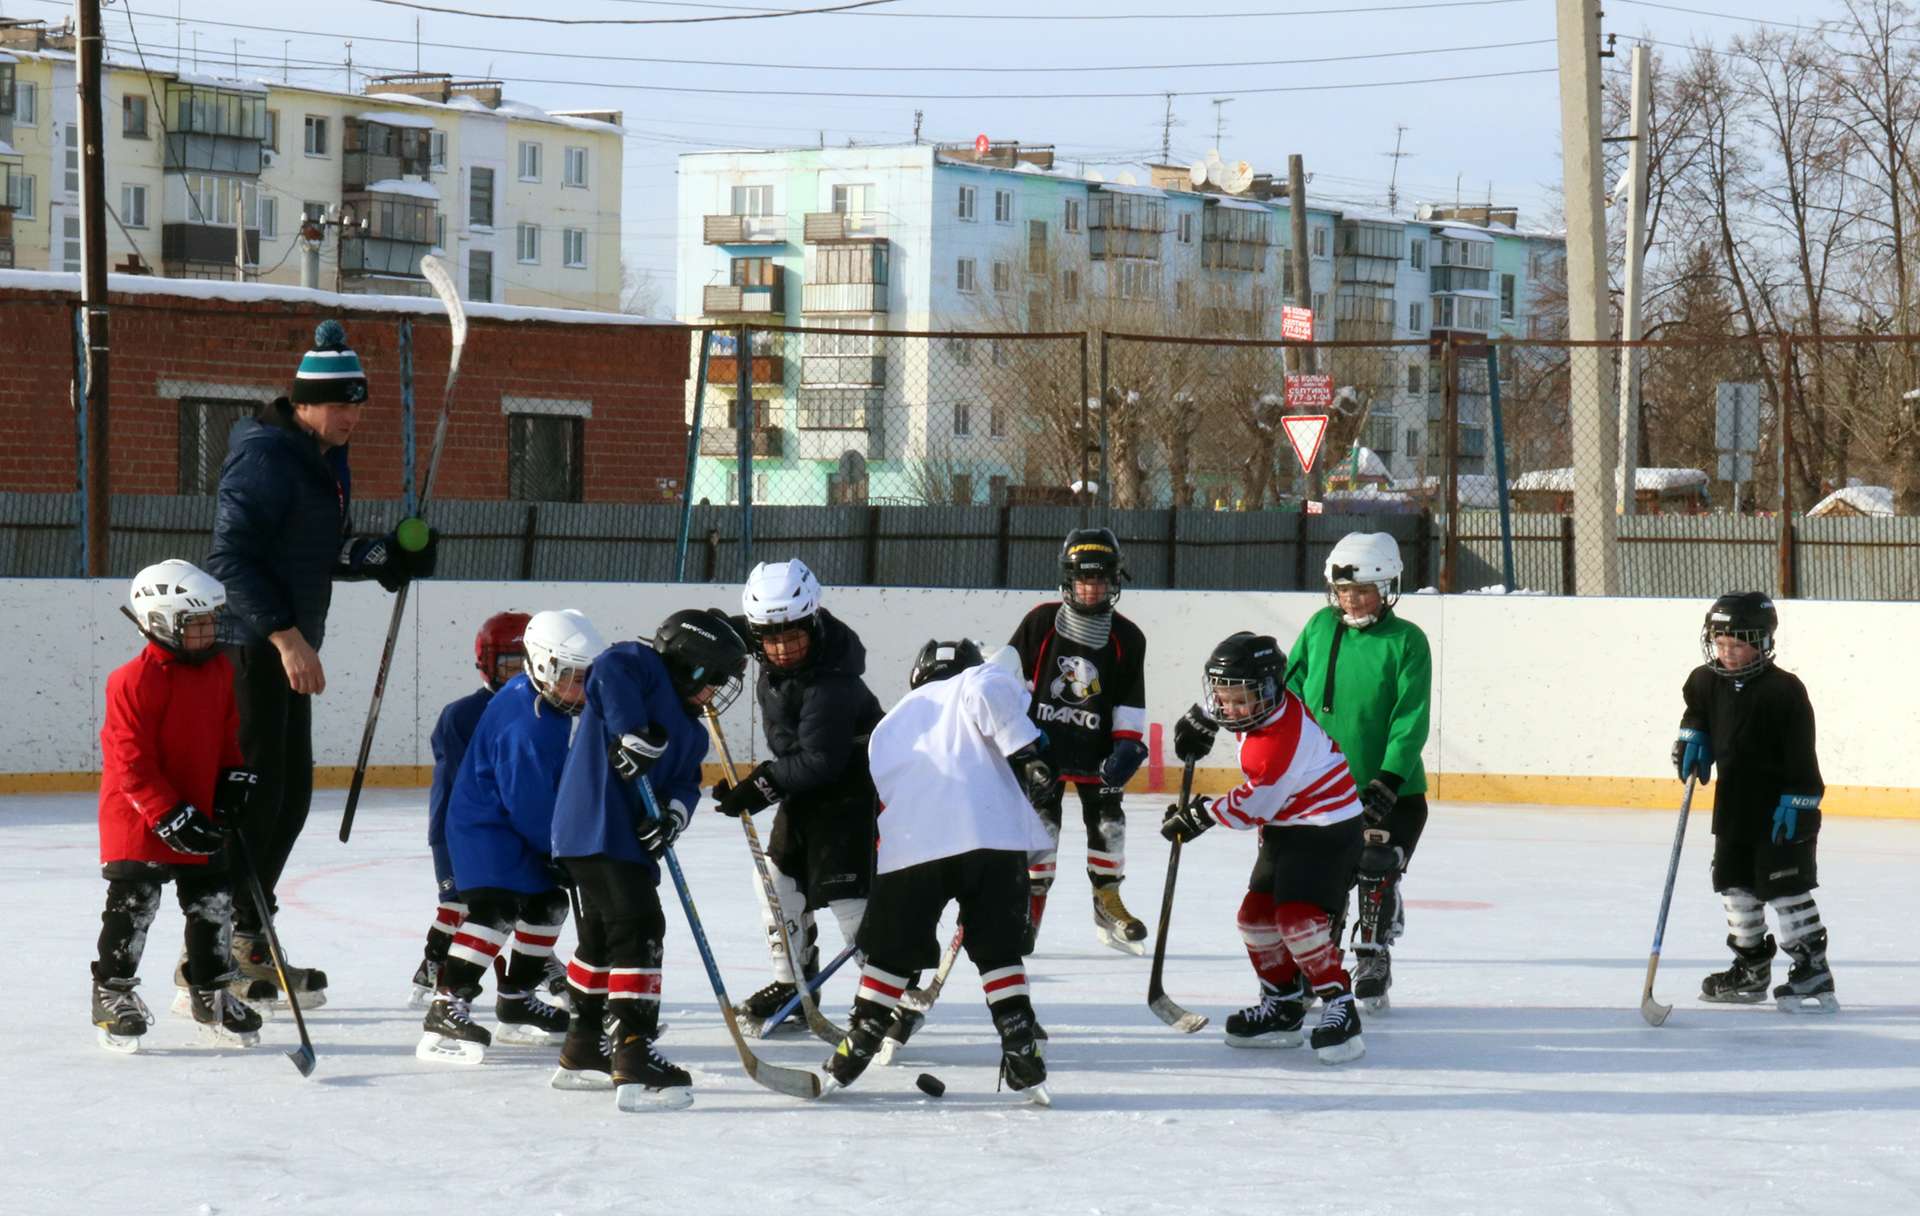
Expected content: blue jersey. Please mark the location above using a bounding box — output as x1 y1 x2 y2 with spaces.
551 641 707 876
445 674 574 894
428 686 494 893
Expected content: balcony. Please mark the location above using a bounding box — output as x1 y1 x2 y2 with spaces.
703 280 786 316
161 222 261 267
162 81 267 176
707 355 786 387
803 354 886 387
802 282 888 313
343 118 434 193
699 426 782 458
704 214 786 245
804 211 884 242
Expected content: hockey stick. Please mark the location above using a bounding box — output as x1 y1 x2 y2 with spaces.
1641 775 1698 1027
705 709 846 1044
873 925 964 1067
632 772 821 1099
227 826 317 1077
1147 759 1209 1033
338 254 466 844
764 941 857 1031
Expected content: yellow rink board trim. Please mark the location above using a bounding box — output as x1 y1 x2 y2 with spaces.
4 765 1912 819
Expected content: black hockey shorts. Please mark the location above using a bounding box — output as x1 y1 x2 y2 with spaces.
1711 834 1818 901
95 859 234 986
565 855 668 970
856 849 1029 974
1247 817 1364 916
1379 793 1430 868
767 794 875 910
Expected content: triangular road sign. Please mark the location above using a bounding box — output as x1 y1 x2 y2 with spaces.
1281 414 1329 474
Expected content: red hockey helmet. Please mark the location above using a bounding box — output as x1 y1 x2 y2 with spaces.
475 611 532 691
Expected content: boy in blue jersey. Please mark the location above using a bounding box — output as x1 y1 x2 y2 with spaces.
550 608 748 1112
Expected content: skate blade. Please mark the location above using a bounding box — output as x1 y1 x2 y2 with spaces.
198 1023 262 1048
1094 926 1147 957
1699 992 1768 1005
415 1033 486 1065
171 988 193 1017
96 1028 143 1055
550 1065 614 1091
1777 992 1841 1015
1021 1084 1052 1108
492 1021 563 1047
616 1082 693 1112
1314 1035 1366 1065
1225 1029 1304 1049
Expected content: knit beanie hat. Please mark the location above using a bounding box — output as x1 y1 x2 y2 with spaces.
291 319 370 405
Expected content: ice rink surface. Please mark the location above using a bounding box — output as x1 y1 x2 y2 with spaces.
6 791 1918 1216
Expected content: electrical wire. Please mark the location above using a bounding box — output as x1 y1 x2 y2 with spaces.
361 0 901 26
525 0 1531 19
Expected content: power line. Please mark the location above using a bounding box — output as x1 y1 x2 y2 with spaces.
584 0 1529 18
361 0 901 25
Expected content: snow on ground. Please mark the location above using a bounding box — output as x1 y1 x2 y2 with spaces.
6 793 1919 1215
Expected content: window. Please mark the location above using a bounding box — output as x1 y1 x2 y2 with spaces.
956 257 977 293
517 223 541 264
1028 219 1048 273
65 125 78 195
518 140 542 182
1177 212 1194 244
304 115 328 156
1312 226 1327 257
470 167 495 228
731 184 773 216
989 474 1009 506
957 185 976 221
951 474 974 504
469 250 493 301
13 80 36 125
508 413 584 503
1363 411 1396 454
1406 428 1422 458
430 131 447 171
1064 198 1081 232
989 403 1007 438
831 183 872 213
1312 291 1327 319
1500 272 1517 320
303 200 327 224
1061 267 1080 303
177 398 262 495
729 257 778 287
949 337 974 366
264 109 279 152
258 197 277 240
182 175 260 228
1406 362 1424 394
814 242 888 285
953 402 972 436
1408 301 1424 332
1174 279 1191 309
1118 259 1159 299
62 214 81 272
564 146 588 188
122 95 148 139
119 184 147 228
437 214 447 249
991 340 1010 368
992 260 1011 293
994 189 1013 223
1410 239 1426 270
564 227 587 268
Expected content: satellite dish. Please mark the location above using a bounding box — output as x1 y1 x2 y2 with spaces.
1225 161 1255 194
1188 160 1208 188
1205 159 1228 189
1085 170 1106 183
1206 148 1223 166
1116 171 1138 186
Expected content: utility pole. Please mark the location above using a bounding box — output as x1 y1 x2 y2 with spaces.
1383 124 1410 215
1556 0 1619 593
1211 97 1233 150
1289 153 1322 499
77 0 111 576
1160 93 1175 163
1614 44 1651 517
912 109 923 144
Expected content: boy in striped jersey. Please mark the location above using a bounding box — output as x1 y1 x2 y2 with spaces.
1162 631 1367 1064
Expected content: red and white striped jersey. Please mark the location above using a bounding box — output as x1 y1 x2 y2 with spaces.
1207 691 1362 830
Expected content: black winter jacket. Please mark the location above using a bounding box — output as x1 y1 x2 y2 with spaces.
748 609 884 814
1680 663 1824 845
205 397 378 651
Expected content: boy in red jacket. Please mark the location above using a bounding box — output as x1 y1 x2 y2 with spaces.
92 560 264 1052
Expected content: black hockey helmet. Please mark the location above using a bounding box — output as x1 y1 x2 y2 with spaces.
1700 591 1777 680
909 638 984 690
655 607 749 712
1202 631 1287 732
1060 526 1124 611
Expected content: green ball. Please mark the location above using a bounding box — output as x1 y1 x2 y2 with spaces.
396 517 430 552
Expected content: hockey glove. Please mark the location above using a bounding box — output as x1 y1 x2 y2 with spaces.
636 798 692 858
1172 703 1218 764
1007 737 1055 807
1360 774 1401 827
712 762 781 818
1771 794 1820 844
155 803 225 856
1672 727 1712 783
354 525 440 593
212 767 258 822
609 724 671 782
1098 738 1149 789
1160 796 1215 844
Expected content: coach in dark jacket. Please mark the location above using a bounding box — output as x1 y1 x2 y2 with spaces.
205 319 435 997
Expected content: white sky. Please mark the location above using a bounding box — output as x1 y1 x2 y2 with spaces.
7 0 1842 289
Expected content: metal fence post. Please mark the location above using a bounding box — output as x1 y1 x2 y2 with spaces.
518 504 538 580
1078 333 1091 527
1776 331 1796 597
1441 335 1460 593
674 327 711 583
1097 330 1111 521
71 305 89 578
736 323 753 577
1486 343 1517 590
399 318 417 516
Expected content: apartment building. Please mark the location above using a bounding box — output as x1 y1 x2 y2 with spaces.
0 22 622 312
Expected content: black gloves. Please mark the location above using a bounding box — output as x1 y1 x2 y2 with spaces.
712 762 781 818
610 724 670 782
359 523 440 593
1360 773 1401 827
1098 738 1149 788
1172 703 1218 764
213 767 257 821
1008 738 1055 807
1160 795 1215 844
156 803 224 855
636 799 692 858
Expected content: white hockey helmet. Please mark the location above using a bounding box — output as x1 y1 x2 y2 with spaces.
523 609 607 713
1324 532 1403 627
741 558 823 662
127 559 226 660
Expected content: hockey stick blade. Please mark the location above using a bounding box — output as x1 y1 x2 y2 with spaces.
229 828 318 1077
1149 990 1210 1035
1146 760 1209 1033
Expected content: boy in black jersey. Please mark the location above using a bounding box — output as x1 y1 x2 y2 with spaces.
1674 592 1836 1014
1008 528 1150 955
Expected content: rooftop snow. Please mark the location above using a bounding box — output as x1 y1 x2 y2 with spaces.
168 70 269 94
363 178 442 202
1808 484 1895 516
358 111 437 131
1511 466 1707 494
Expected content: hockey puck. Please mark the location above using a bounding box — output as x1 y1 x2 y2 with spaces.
914 1072 946 1098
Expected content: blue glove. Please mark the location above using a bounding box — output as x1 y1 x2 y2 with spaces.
1771 794 1820 844
1672 728 1712 783
1099 738 1149 788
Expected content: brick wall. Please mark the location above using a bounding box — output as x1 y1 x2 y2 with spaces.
0 283 690 502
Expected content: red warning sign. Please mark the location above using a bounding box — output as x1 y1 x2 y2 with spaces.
1284 373 1333 410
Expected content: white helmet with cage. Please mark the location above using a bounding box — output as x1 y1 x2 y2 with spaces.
1323 532 1404 627
127 559 227 660
523 609 607 713
741 559 822 631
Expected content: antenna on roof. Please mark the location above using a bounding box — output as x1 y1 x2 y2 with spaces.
1382 124 1410 215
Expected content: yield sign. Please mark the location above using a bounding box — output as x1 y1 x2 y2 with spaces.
1281 414 1329 474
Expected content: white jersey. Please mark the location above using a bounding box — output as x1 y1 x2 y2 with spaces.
867 659 1052 875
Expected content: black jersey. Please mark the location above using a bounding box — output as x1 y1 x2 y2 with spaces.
1009 603 1147 783
1680 663 1823 844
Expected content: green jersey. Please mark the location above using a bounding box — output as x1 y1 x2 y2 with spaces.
1283 605 1432 795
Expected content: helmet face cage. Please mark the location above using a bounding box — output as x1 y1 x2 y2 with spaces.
658 609 750 710
527 653 591 713
1059 529 1123 612
748 613 819 667
1324 566 1400 627
1202 672 1282 733
129 561 226 661
1700 594 1777 680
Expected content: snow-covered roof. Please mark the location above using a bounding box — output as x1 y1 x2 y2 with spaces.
168 70 268 94
363 178 441 202
0 269 664 328
1429 221 1495 242
1090 181 1169 198
1332 446 1391 479
1392 474 1506 508
358 110 436 130
1511 466 1707 494
1211 195 1273 213
1808 484 1894 517
0 51 17 65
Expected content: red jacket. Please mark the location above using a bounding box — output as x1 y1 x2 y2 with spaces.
98 643 244 865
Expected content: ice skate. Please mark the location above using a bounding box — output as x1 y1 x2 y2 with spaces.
1700 935 1774 1005
417 995 491 1064
189 981 263 1047
234 931 328 1010
612 1032 693 1111
735 979 802 1038
820 1010 889 1094
1092 886 1148 956
1224 977 1307 1048
551 1022 615 1091
539 955 571 1008
1774 930 1839 1015
1309 991 1366 1065
92 977 151 1055
494 989 569 1045
1353 946 1393 1014
175 956 275 1019
993 1007 1049 1100
873 1007 924 1067
408 958 442 1009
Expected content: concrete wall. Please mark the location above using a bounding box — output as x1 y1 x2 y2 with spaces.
5 580 1909 817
